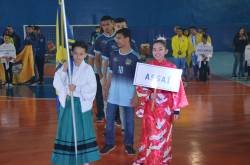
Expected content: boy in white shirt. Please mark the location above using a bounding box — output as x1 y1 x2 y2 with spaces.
196 34 213 81
0 34 16 87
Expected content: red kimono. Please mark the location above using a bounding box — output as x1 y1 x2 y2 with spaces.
133 59 188 165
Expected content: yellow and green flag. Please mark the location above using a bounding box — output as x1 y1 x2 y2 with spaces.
56 0 75 66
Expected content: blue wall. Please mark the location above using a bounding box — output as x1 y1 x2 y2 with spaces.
1 0 250 51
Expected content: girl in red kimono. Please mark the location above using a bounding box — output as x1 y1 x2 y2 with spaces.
133 38 188 165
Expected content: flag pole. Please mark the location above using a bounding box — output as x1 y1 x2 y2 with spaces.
61 0 78 164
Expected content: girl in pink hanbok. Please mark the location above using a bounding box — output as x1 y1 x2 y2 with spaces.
133 38 188 165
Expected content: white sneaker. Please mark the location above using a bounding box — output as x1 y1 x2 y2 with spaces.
30 82 39 86
9 84 13 88
5 83 9 87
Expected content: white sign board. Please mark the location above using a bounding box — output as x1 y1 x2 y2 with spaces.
245 45 250 61
195 44 213 56
133 62 183 92
0 44 16 58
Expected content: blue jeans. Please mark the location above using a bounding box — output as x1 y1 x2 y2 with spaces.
175 57 187 76
191 54 199 78
105 103 134 145
119 107 125 130
232 52 244 76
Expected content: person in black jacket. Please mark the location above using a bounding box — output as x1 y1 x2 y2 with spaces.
232 27 248 77
33 26 46 84
24 25 35 45
6 26 21 53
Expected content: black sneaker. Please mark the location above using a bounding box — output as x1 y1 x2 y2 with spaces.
30 81 39 86
125 145 136 155
100 144 116 154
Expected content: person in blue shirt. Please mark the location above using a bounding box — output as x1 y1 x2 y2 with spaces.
100 28 139 155
103 17 139 132
90 16 115 122
102 17 139 60
94 16 115 84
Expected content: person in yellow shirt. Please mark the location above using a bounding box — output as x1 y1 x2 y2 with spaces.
198 28 212 44
183 28 190 37
187 26 201 80
173 25 180 34
171 27 188 78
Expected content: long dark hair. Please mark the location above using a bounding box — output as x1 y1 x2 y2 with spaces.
238 27 248 37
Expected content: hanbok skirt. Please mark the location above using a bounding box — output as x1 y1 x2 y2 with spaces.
51 96 100 165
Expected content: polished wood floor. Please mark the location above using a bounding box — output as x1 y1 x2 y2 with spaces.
0 76 250 165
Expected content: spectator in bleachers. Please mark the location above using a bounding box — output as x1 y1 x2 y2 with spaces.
232 27 248 78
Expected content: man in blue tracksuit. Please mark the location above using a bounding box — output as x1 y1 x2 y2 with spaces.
33 26 46 84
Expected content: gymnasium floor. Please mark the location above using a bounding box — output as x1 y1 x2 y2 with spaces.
0 52 250 165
